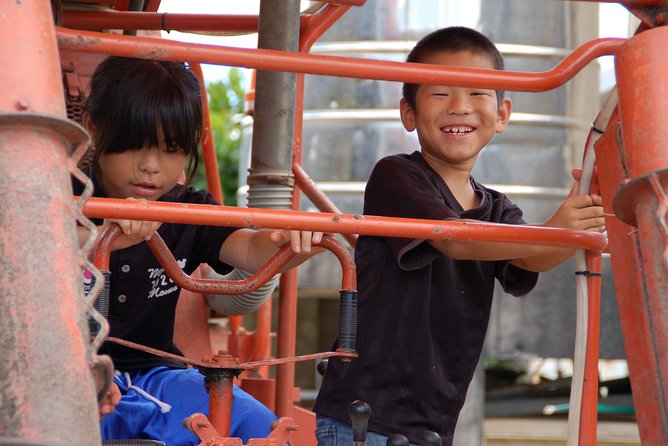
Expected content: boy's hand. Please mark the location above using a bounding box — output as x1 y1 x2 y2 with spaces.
544 171 605 232
269 230 324 254
104 197 161 250
98 382 121 420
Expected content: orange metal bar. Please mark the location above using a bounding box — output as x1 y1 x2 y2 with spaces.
62 11 260 32
573 0 662 4
579 252 602 445
78 197 607 252
293 163 358 248
190 62 224 204
275 269 299 418
145 232 294 294
208 375 234 437
94 224 122 271
55 27 624 93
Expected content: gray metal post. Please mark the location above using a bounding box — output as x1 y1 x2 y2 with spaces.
248 0 301 209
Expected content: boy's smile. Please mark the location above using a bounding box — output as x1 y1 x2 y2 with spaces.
400 50 511 173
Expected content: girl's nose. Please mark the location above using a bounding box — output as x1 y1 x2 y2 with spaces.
137 148 161 174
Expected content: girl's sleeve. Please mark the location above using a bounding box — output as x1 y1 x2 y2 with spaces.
190 191 240 275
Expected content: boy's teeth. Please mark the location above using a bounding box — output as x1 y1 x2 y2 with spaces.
443 127 471 134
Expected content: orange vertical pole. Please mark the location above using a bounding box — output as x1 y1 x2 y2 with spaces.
579 252 602 445
190 62 224 204
0 0 101 444
597 25 668 444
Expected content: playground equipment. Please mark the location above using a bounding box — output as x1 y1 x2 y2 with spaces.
0 0 666 445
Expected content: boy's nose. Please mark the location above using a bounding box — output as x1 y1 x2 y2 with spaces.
447 93 472 115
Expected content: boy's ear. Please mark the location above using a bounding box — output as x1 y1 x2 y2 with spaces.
399 98 416 132
495 97 512 133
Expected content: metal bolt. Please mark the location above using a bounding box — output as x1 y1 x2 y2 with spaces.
15 99 29 111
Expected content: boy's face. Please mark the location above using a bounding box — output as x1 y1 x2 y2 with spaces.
97 131 188 201
400 50 511 171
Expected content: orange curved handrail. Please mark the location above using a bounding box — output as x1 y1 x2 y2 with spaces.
56 27 624 93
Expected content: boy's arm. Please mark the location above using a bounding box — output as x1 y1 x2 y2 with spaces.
218 228 325 273
428 188 605 272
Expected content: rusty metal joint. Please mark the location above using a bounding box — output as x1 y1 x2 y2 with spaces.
0 112 89 159
247 173 295 187
612 167 668 227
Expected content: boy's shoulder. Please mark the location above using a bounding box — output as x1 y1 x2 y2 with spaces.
373 151 422 171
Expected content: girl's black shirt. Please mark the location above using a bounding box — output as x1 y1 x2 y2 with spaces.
313 151 538 444
73 171 239 371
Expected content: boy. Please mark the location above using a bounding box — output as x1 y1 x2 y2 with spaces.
313 26 604 445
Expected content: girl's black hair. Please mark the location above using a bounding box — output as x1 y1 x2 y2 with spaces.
84 56 202 184
402 26 506 110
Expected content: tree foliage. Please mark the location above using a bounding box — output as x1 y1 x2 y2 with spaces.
191 68 246 206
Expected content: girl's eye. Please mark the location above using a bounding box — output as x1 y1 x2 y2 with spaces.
164 146 183 154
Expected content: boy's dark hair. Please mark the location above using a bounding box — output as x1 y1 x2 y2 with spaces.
85 56 202 184
402 26 505 109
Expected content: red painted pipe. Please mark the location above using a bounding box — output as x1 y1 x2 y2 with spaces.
55 27 624 93
78 197 607 252
293 163 358 248
62 11 260 32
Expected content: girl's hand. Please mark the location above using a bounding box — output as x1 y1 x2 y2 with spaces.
269 230 324 254
103 197 161 250
98 382 121 420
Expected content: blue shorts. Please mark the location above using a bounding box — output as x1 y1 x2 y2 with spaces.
101 366 277 445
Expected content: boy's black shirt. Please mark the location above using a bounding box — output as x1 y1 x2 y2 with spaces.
73 170 239 371
313 151 538 444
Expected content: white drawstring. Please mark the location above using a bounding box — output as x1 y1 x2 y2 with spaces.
115 370 172 413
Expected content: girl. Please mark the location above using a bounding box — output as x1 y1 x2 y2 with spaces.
74 56 321 445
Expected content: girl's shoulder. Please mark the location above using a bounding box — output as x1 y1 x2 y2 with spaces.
161 185 220 206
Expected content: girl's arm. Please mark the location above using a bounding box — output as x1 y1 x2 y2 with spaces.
77 218 162 251
219 229 325 273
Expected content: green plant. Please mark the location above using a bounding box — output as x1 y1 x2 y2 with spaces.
191 67 246 206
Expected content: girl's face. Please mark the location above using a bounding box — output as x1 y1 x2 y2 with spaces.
98 134 188 200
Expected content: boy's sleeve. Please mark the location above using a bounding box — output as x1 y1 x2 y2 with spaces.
494 195 539 296
365 156 457 270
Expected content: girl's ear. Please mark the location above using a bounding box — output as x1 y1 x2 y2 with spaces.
399 98 416 132
82 113 96 139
